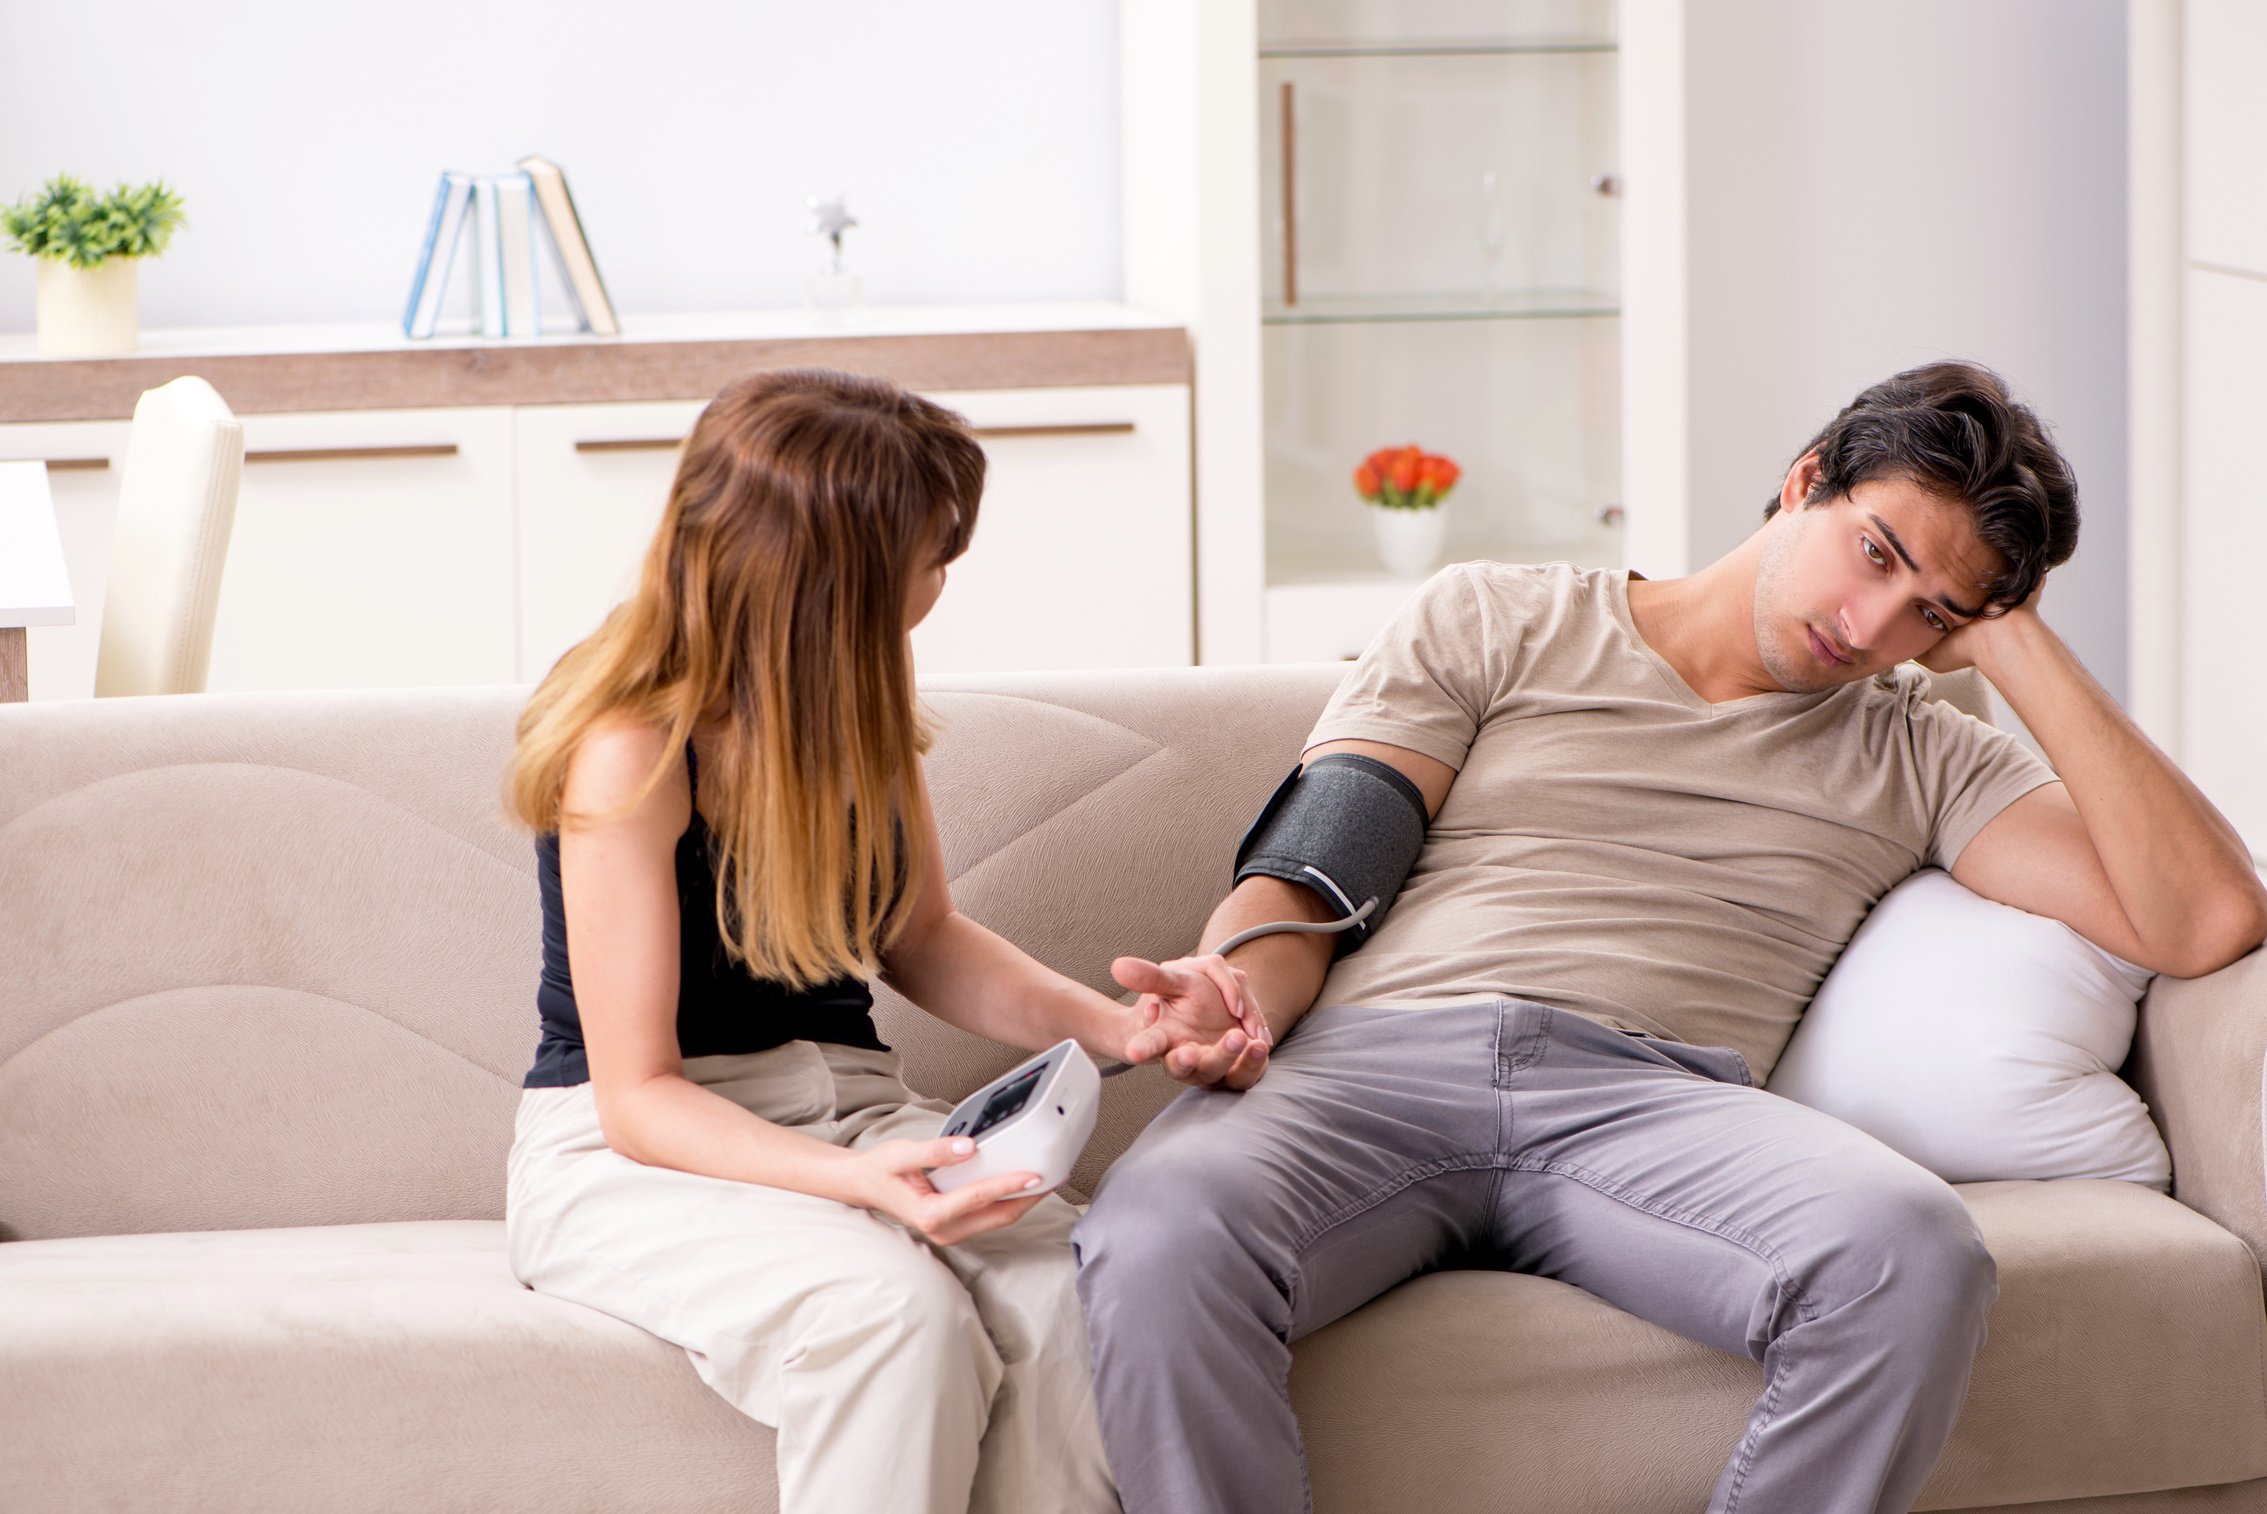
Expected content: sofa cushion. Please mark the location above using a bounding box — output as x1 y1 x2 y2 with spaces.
1770 868 2170 1187
1288 1179 2267 1514
0 1221 777 1513
7 1180 2261 1514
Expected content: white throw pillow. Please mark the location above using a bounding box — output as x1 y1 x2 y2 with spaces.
1767 867 2169 1189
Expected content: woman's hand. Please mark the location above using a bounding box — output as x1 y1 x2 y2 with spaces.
846 1136 1049 1246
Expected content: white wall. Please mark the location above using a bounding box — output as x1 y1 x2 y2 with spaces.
0 2 1123 331
1682 0 2131 702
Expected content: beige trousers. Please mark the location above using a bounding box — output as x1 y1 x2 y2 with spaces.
505 1041 1117 1514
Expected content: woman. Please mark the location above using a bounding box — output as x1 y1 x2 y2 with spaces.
501 368 1262 1514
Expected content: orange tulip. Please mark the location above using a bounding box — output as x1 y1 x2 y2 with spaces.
1387 449 1421 494
1353 461 1382 499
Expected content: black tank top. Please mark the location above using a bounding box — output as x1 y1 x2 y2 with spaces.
522 742 888 1089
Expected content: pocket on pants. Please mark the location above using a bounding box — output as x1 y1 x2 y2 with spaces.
1616 1027 1754 1087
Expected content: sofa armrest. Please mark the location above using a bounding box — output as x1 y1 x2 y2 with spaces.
2129 946 2267 1292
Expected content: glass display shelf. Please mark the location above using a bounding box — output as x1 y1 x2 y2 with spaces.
1259 39 1616 60
1264 289 1619 325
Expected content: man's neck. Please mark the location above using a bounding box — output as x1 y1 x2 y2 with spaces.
1624 541 1782 703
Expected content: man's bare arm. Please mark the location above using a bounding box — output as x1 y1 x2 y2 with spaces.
1947 611 2267 977
1204 738 1457 1044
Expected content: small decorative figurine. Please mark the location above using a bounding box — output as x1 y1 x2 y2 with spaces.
804 194 862 315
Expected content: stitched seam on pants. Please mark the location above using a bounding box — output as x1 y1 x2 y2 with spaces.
1505 1157 1822 1327
1487 1004 1511 1220
1285 1153 1500 1258
1505 1159 1819 1511
1723 1326 1789 1512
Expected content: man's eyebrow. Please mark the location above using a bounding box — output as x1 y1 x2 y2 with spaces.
1868 513 1985 620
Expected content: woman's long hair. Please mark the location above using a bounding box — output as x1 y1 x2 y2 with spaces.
505 367 984 989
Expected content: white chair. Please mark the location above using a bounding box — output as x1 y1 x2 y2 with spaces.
93 376 245 697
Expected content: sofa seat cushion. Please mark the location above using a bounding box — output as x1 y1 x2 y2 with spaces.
0 1220 777 1514
1288 1179 2267 1514
5 1185 2263 1514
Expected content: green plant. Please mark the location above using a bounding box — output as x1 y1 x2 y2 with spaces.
2 175 185 268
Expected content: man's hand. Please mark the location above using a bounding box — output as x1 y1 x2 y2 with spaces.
1111 954 1271 1090
1919 588 2042 676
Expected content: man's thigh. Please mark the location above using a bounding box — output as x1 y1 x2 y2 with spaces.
1078 1000 1506 1340
1495 1008 1988 1360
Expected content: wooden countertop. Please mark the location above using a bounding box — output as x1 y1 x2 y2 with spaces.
0 304 1192 422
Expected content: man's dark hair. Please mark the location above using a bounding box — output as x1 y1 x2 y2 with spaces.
1764 361 2079 613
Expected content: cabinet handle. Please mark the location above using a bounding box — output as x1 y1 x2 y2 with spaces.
970 422 1136 440
8 457 111 472
244 444 460 464
1281 80 1299 307
574 437 684 454
576 422 1135 453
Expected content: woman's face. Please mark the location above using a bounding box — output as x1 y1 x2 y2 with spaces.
902 545 949 632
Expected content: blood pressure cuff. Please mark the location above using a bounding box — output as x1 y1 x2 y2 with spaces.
1232 752 1429 956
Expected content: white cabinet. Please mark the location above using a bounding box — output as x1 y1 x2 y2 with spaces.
206 409 518 692
514 400 706 682
2180 267 2267 854
10 382 1193 699
516 385 1194 682
0 421 128 701
2133 0 2267 860
917 385 1192 673
2185 0 2267 277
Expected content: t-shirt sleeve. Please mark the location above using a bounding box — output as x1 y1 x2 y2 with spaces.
1909 685 2059 870
1303 564 1501 772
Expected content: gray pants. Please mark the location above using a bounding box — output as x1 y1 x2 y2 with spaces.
1071 1001 1997 1514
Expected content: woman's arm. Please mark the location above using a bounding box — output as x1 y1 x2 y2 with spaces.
879 761 1266 1078
877 760 1138 1059
561 719 1041 1243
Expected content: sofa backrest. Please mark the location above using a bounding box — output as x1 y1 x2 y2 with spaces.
0 666 1343 1240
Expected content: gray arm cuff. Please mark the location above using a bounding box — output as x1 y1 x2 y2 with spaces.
1232 752 1430 957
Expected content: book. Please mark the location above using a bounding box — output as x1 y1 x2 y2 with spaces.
402 171 474 340
517 154 619 336
470 176 506 339
494 171 541 336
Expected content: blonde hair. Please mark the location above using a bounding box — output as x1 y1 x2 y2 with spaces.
505 368 984 989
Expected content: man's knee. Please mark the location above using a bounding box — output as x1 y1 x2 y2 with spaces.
1829 1176 1997 1337
1074 1123 1289 1329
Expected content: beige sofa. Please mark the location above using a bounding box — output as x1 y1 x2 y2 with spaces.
3 666 2264 1513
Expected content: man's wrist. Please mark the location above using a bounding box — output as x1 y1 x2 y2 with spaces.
1969 604 2054 686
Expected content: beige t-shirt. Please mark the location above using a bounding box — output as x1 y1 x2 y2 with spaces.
1304 561 2056 1081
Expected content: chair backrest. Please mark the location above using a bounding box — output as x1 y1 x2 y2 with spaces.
93 377 244 697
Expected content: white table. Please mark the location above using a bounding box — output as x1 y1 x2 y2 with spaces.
0 461 75 701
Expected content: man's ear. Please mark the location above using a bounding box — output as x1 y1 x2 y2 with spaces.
1778 450 1825 515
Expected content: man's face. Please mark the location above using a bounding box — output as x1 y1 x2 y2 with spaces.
1753 469 2005 693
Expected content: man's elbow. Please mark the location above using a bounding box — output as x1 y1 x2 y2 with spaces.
2160 880 2267 979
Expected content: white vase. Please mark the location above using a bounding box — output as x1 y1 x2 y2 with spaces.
36 258 140 356
1370 506 1447 577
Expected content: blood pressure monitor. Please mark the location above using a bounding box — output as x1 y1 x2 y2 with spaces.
928 1039 1101 1195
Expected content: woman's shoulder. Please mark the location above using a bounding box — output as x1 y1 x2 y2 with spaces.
560 712 691 833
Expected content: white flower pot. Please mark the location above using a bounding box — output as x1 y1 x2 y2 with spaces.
1370 506 1447 577
36 258 140 356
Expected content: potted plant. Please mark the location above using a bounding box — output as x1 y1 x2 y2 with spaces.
1355 444 1461 577
3 175 186 356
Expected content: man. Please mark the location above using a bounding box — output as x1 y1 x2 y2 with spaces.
1083 362 2267 1514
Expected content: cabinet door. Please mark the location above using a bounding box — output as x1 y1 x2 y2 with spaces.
917 385 1193 673
516 385 1194 680
2182 268 2267 859
2186 0 2267 278
0 420 130 700
514 401 706 682
207 408 517 692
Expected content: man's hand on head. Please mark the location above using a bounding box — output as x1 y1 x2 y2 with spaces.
1918 584 2045 677
1111 954 1271 1090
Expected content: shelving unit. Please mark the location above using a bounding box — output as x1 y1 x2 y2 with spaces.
1252 0 1624 657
